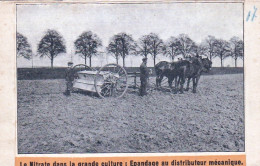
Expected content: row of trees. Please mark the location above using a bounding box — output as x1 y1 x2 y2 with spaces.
17 30 244 68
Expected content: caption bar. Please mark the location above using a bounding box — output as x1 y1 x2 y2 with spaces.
16 155 246 166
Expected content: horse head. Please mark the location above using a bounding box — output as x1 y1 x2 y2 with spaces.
202 57 212 72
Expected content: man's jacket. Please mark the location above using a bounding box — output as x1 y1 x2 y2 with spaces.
140 62 149 80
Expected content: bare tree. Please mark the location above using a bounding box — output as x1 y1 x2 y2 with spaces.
213 39 231 67
147 33 164 66
17 32 32 60
110 33 136 67
201 35 217 61
74 31 102 67
37 29 66 68
177 34 197 58
196 43 208 57
107 35 122 64
136 35 151 58
164 36 181 61
230 37 244 67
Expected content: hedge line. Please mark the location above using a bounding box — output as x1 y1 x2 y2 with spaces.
17 67 243 80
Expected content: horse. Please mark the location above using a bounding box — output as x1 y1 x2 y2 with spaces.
154 57 212 93
185 58 212 93
154 60 190 90
177 57 212 93
155 61 175 89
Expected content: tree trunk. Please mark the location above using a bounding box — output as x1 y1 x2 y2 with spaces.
84 56 87 65
221 58 223 67
171 48 174 61
51 58 53 68
89 56 92 67
235 58 237 68
116 57 119 64
154 56 156 67
123 57 125 67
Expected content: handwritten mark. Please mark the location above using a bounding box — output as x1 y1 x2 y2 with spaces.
246 6 258 22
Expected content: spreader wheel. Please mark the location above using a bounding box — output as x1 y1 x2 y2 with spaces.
94 63 128 99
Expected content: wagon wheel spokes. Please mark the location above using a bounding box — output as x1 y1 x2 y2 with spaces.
160 77 168 87
94 63 128 99
112 78 127 97
101 78 126 97
102 85 112 97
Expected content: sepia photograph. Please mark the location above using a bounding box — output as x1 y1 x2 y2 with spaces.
17 3 244 154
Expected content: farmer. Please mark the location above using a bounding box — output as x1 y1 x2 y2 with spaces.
139 57 149 96
64 62 74 96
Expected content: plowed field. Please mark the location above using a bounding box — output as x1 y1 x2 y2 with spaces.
17 74 244 153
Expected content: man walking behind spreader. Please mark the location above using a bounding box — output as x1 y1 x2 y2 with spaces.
64 62 74 96
139 57 149 96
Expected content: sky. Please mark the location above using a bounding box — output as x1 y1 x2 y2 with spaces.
17 3 243 68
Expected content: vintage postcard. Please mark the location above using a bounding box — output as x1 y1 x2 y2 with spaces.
0 0 259 166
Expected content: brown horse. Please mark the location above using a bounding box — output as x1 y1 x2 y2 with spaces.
176 57 212 93
155 60 190 90
155 61 175 89
183 57 212 93
155 57 212 93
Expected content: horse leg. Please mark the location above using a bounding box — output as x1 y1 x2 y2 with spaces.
168 78 172 88
179 76 185 94
174 75 181 91
179 67 187 94
174 76 181 94
159 75 164 88
192 75 201 93
156 74 162 88
156 75 159 88
177 76 181 89
185 77 190 91
168 77 175 92
156 77 159 88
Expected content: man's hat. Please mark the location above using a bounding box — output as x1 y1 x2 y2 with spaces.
142 57 148 61
68 62 73 65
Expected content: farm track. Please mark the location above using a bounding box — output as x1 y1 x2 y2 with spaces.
17 74 244 153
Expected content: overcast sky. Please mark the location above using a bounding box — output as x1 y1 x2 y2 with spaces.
17 3 243 68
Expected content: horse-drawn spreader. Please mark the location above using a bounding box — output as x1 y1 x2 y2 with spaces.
71 64 128 98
